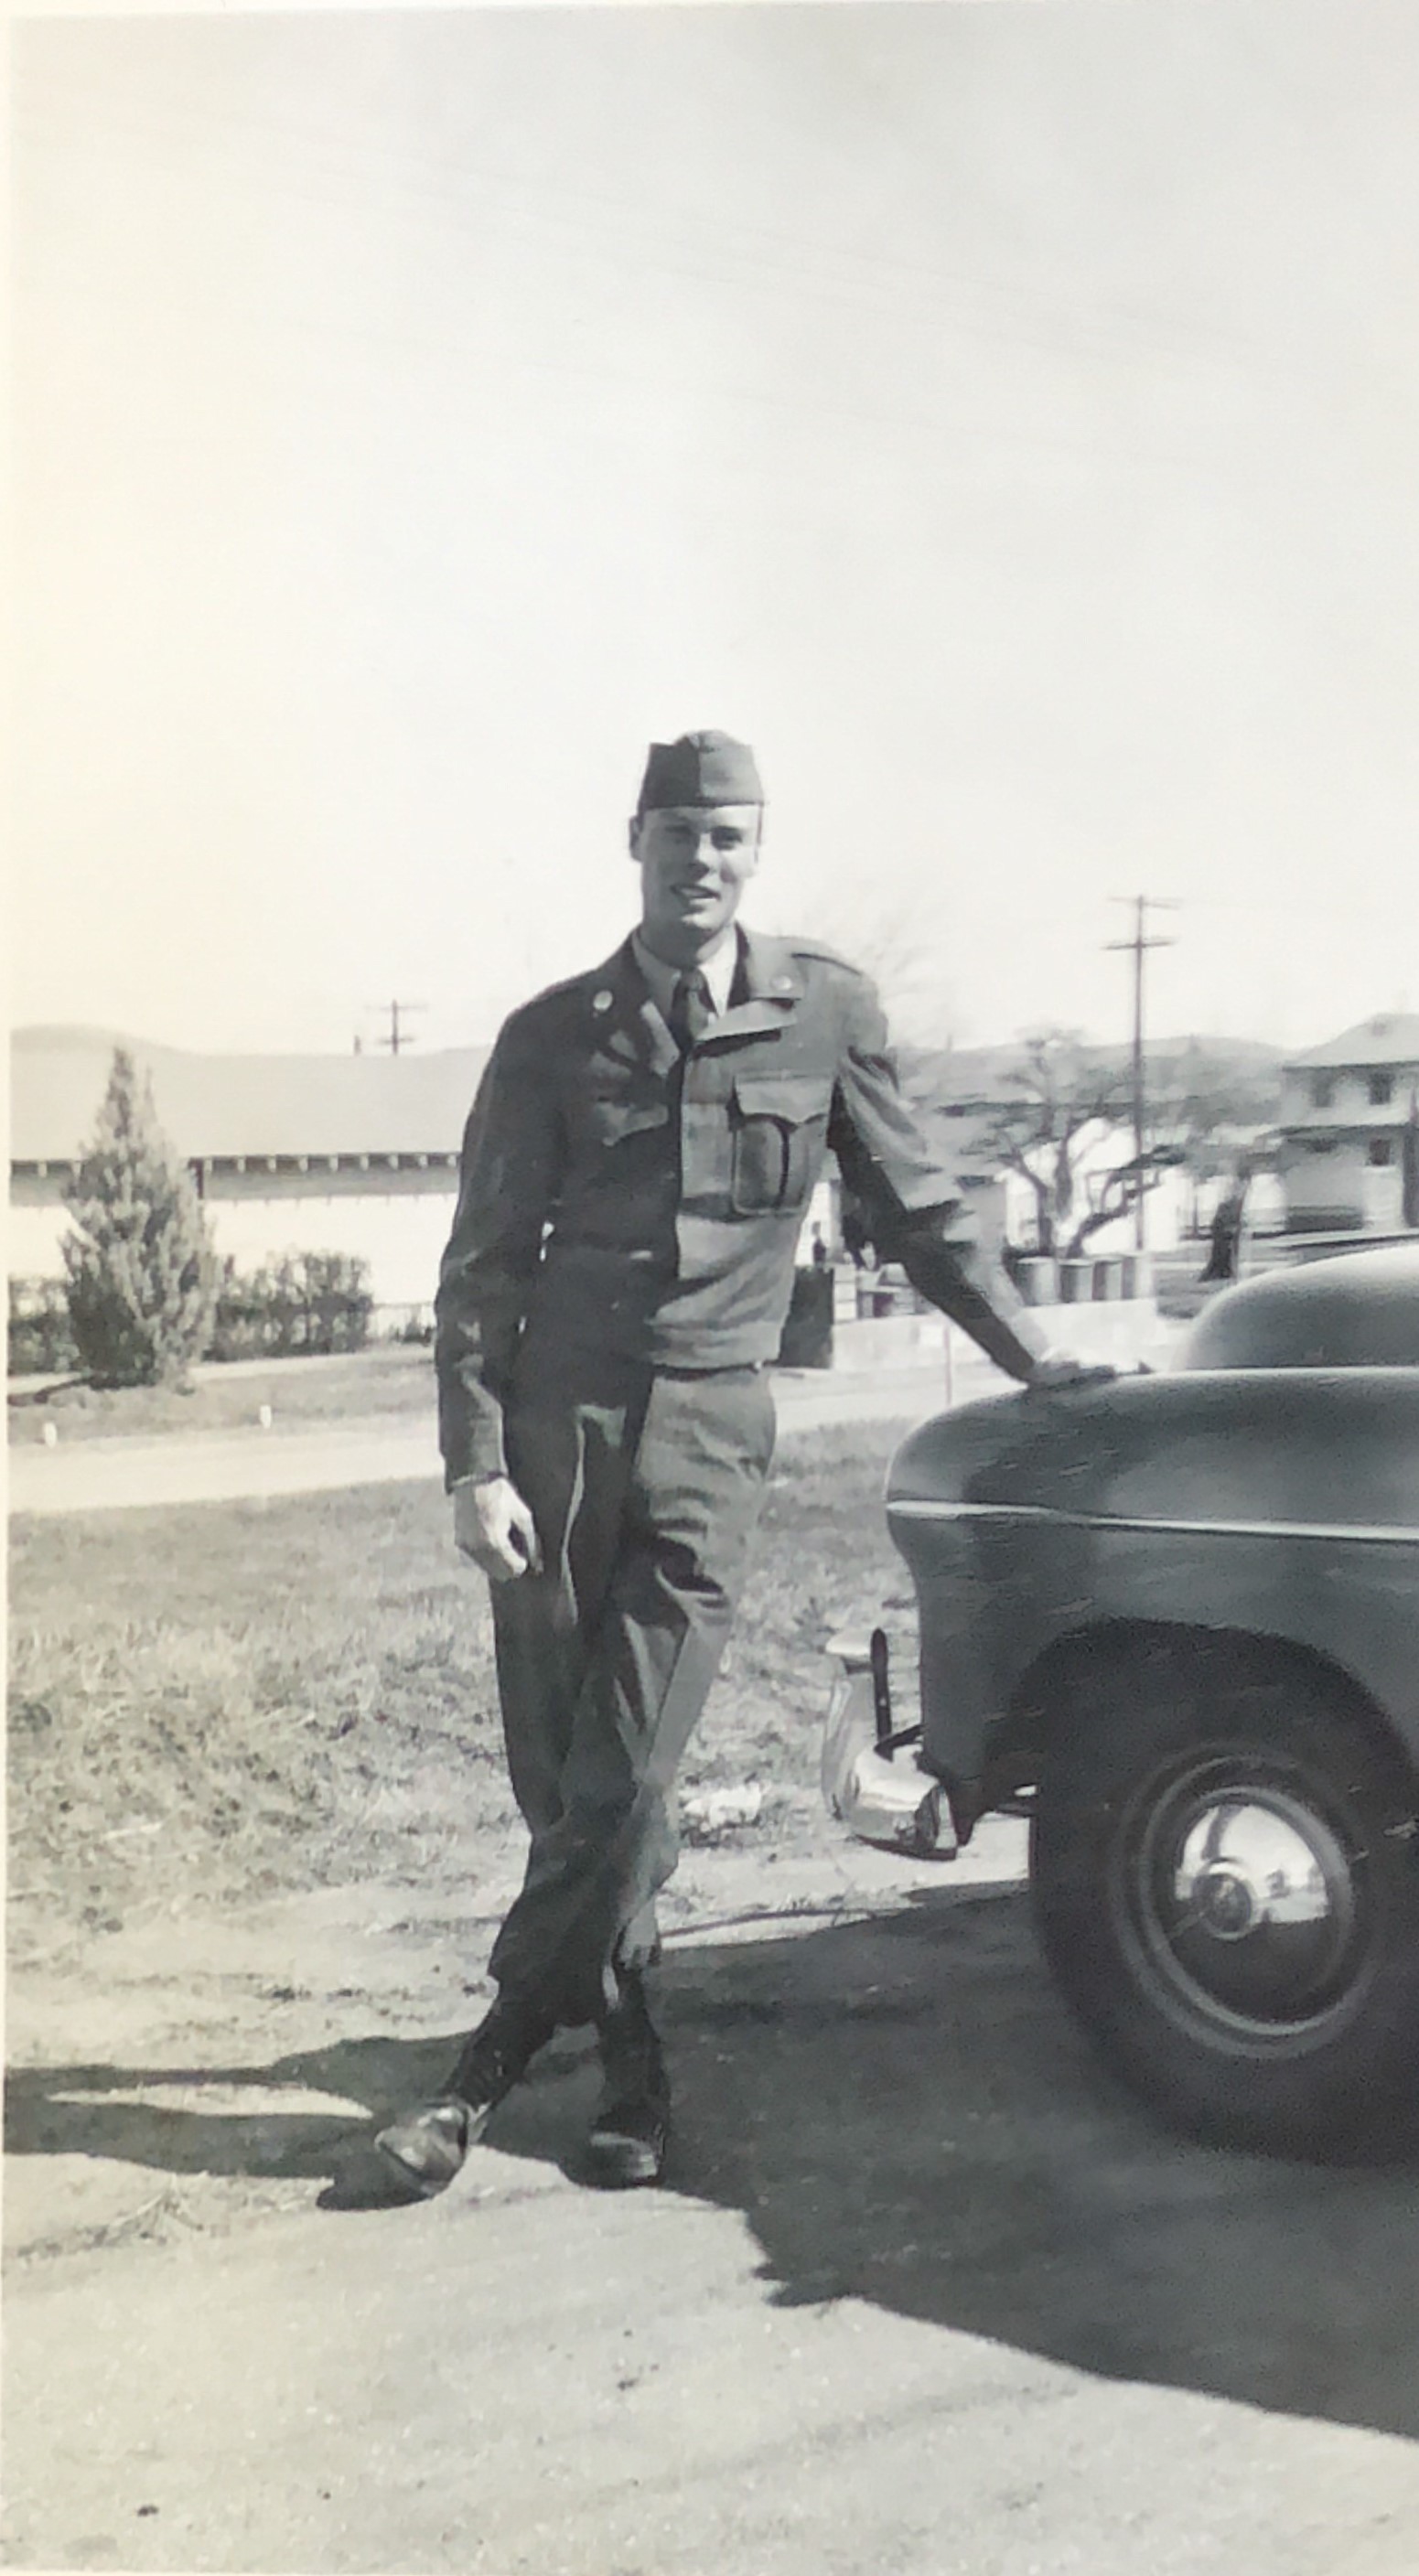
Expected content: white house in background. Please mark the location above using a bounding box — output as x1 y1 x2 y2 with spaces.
1278 1014 1419 1234
8 1027 491 1313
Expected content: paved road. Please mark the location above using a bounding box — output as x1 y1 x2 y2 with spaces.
6 1843 1419 2576
6 1362 992 1518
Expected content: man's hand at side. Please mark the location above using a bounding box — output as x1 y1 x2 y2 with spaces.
453 1476 543 1581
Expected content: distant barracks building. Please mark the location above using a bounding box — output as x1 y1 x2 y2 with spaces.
8 1025 491 1313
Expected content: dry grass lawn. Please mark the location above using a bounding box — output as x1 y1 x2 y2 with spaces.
8 1423 912 1956
7 1343 435 1447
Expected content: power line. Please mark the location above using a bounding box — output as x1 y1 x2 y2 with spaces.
356 1001 425 1057
1104 896 1180 1250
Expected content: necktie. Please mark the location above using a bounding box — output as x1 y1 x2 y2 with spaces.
669 970 713 1053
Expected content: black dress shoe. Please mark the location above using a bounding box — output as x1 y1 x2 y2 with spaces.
373 2098 481 2197
583 2087 671 2188
373 1991 555 2198
585 1970 670 2185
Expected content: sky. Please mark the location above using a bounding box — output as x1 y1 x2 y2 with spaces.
9 0 1419 1059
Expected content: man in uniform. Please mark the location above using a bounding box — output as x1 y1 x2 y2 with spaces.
375 730 1096 2196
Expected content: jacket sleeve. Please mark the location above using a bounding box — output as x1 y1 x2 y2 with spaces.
826 971 1050 1384
435 1014 563 1486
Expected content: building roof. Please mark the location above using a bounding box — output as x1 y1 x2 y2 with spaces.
9 1027 491 1165
1285 1014 1419 1072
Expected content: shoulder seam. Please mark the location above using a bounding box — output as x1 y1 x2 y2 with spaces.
783 936 866 974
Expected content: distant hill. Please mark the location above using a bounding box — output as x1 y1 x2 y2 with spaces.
900 1033 1285 1112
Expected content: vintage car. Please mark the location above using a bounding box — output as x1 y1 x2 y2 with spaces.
822 1244 1419 2158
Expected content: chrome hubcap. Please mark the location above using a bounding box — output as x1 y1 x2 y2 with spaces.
1122 1764 1365 2036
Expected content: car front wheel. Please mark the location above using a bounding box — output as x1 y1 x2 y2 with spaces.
1030 1645 1419 2157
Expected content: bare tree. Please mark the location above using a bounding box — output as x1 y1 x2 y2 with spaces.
1149 1040 1282 1182
971 1031 1278 1260
975 1029 1134 1257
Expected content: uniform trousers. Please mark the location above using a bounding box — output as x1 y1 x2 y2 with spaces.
486 1347 778 2031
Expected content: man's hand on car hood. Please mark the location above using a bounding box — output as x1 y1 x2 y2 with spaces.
1027 1353 1120 1391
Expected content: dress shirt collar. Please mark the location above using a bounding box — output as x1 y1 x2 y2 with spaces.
630 927 740 1022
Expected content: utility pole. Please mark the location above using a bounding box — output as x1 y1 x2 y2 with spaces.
369 1001 425 1057
1105 897 1179 1248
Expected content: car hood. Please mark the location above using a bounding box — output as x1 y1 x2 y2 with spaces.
886 1368 1419 1537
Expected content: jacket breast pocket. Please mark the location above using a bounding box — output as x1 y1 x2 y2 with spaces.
729 1075 832 1215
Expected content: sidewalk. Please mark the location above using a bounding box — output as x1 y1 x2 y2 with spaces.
8 1305 1181 1519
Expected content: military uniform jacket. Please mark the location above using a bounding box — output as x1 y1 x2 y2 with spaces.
435 928 1042 1484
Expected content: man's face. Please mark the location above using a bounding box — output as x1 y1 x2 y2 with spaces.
629 802 762 961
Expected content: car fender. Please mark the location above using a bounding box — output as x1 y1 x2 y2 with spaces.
887 1369 1419 1819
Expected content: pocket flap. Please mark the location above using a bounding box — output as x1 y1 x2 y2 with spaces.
591 1096 671 1142
732 1074 831 1126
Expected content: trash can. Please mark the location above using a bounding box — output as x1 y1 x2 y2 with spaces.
1016 1257 1058 1306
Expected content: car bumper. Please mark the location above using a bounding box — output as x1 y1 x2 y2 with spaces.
821 1628 957 1860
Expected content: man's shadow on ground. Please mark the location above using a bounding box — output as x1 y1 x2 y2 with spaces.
9 1882 1419 2444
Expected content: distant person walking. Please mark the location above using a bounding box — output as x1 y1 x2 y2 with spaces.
1200 1180 1248 1283
375 730 1102 2198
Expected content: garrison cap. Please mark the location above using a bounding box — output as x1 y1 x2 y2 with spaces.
636 730 764 813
